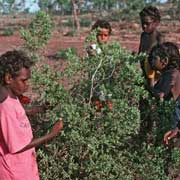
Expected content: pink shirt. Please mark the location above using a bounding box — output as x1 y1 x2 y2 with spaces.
0 96 39 180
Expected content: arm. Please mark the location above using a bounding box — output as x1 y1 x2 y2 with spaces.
25 106 44 116
16 119 63 153
138 33 143 54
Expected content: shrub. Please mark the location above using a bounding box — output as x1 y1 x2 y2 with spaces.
2 27 14 36
20 11 53 52
55 47 77 59
21 13 180 179
80 17 92 27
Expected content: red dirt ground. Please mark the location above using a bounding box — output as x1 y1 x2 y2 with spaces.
0 18 180 57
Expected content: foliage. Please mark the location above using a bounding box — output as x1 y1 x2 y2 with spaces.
20 11 53 52
80 17 92 27
20 11 180 180
2 27 14 36
55 47 77 59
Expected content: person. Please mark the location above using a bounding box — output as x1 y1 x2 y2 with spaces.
86 19 113 111
0 50 63 180
163 68 180 145
138 5 164 88
148 42 180 99
86 19 112 56
146 42 180 145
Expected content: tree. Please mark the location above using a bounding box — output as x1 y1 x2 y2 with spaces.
0 0 15 13
71 0 80 32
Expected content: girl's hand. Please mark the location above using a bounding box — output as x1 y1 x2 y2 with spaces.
50 118 63 137
163 127 179 145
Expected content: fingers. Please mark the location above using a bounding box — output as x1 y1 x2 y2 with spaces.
163 131 172 145
56 118 63 129
163 128 179 145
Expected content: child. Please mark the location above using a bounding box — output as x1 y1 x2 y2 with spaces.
138 5 164 87
86 19 112 56
163 68 180 145
146 42 180 145
0 50 63 180
148 42 180 98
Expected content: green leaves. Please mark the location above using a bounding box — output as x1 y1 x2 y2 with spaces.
20 11 53 51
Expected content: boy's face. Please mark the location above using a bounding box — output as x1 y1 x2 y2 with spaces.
6 67 31 96
97 28 110 44
151 55 168 71
141 16 159 33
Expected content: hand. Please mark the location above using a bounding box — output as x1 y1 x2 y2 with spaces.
158 92 164 101
50 118 63 137
163 127 179 145
86 45 97 56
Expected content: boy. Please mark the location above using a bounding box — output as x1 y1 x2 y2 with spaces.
86 19 112 56
0 50 63 180
139 5 164 87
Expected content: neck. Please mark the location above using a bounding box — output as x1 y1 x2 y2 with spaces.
4 85 17 99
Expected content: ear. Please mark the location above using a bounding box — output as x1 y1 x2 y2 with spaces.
164 57 169 65
4 73 13 84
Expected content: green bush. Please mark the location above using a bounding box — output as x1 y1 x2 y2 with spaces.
20 11 53 52
80 17 92 27
55 47 77 59
2 27 14 36
21 13 180 179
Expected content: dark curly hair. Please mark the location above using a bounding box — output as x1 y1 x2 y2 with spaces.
148 42 180 70
0 50 34 84
139 6 161 22
91 19 112 35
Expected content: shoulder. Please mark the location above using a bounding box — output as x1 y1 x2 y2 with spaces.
156 31 164 43
0 86 8 103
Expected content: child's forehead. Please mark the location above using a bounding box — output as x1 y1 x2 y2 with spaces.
141 15 155 22
97 28 110 33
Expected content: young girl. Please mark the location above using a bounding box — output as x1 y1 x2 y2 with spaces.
148 42 180 98
0 50 63 180
86 19 112 56
147 42 180 145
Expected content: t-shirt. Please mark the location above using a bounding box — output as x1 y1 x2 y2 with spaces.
0 96 39 180
151 69 173 99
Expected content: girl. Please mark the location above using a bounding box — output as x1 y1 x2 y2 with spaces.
147 42 180 145
0 50 63 180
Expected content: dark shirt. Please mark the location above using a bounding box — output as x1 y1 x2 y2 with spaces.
138 30 164 54
151 69 173 99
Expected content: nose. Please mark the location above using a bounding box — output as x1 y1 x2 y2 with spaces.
101 35 107 40
24 81 29 91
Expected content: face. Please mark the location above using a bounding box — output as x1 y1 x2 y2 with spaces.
6 67 31 96
141 16 159 33
151 55 168 71
97 28 110 44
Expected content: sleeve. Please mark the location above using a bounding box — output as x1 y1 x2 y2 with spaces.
172 107 180 129
138 33 143 54
144 58 155 79
0 103 32 153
